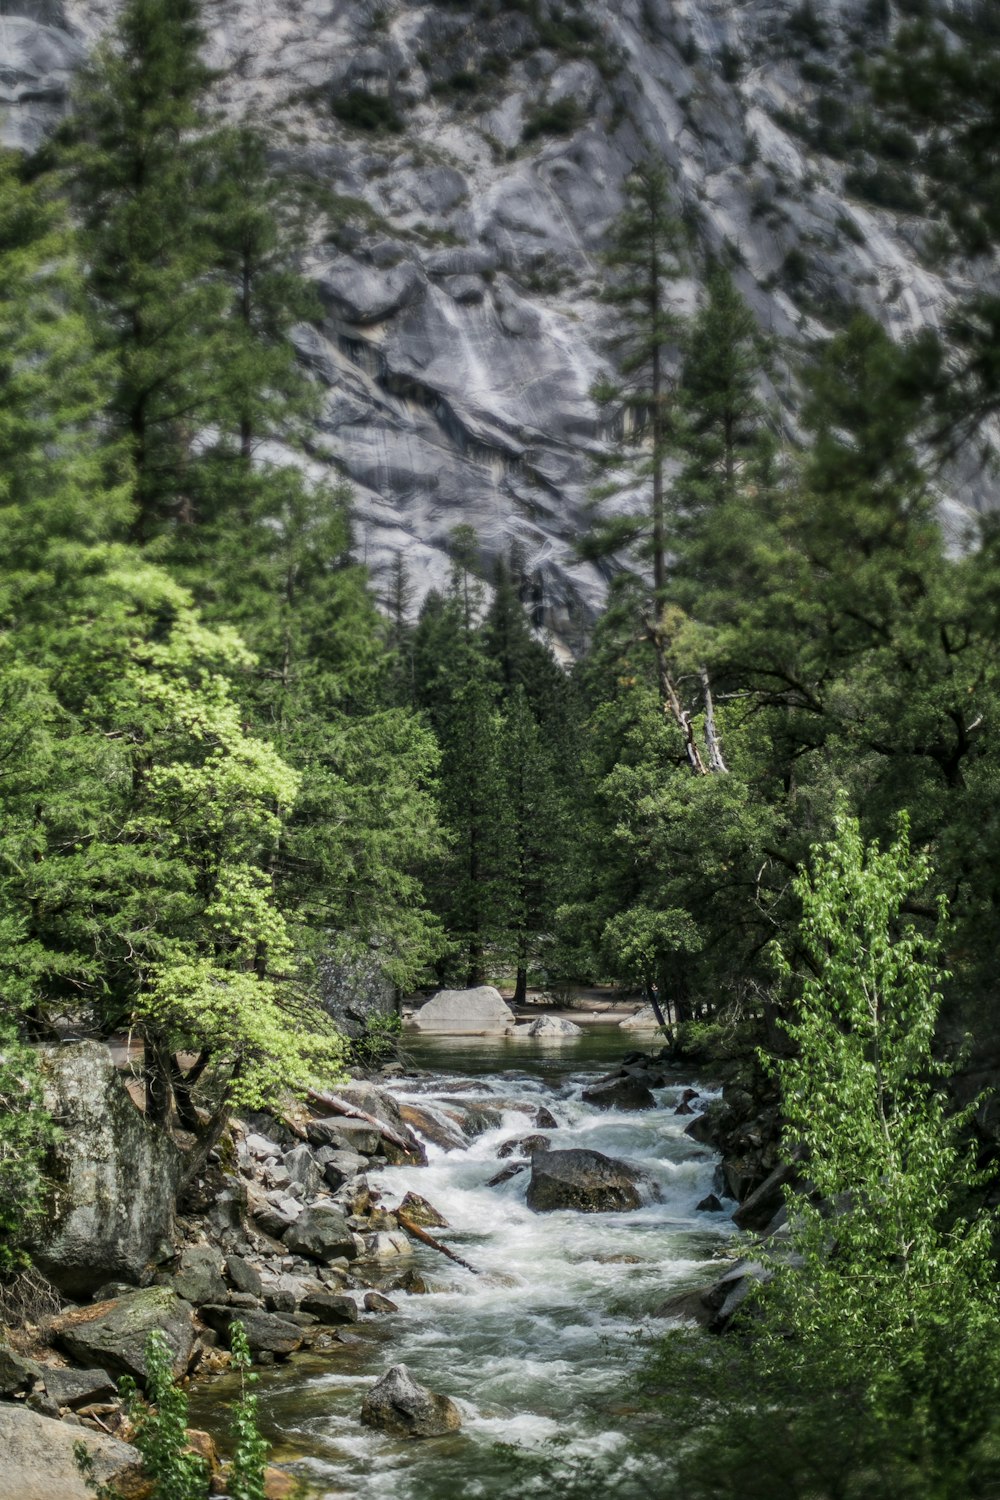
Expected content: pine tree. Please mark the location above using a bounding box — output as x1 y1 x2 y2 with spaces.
64 0 229 540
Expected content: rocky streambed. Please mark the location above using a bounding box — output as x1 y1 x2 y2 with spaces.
2 1025 776 1498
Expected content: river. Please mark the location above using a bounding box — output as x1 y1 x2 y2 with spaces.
192 1026 734 1498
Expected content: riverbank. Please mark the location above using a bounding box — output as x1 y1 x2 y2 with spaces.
1 1007 772 1498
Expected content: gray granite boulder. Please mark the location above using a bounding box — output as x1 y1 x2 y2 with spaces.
283 1205 358 1262
409 985 515 1035
360 1363 462 1438
0 1403 143 1500
34 1043 182 1298
51 1287 195 1384
526 1149 648 1214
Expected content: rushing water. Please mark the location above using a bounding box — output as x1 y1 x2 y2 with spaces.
193 1026 734 1499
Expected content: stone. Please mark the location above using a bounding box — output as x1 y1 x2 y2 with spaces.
225 1254 264 1299
581 1077 656 1111
360 1231 412 1261
0 1403 144 1500
34 1042 183 1298
486 1162 527 1187
526 1149 647 1214
298 1293 359 1325
331 1084 428 1164
199 1306 304 1357
408 985 515 1035
496 1133 550 1160
283 1205 358 1263
397 1191 449 1229
389 1269 428 1295
52 1287 196 1385
40 1366 117 1411
171 1245 228 1307
619 1005 663 1031
732 1159 799 1231
282 1143 324 1198
397 1102 468 1152
360 1363 462 1438
696 1193 725 1214
0 1344 42 1396
309 1119 381 1156
322 1150 369 1189
526 1014 583 1037
364 1291 399 1314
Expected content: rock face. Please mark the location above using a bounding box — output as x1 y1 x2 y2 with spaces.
0 1403 144 1500
2 0 990 643
360 1363 462 1438
51 1287 196 1384
526 1148 647 1214
409 985 516 1034
34 1042 183 1298
526 1015 582 1037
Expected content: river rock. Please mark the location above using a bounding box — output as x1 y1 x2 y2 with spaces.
34 1042 183 1298
397 1102 468 1152
40 1365 118 1410
731 1159 799 1232
619 1005 662 1031
360 1363 462 1438
496 1133 550 1159
170 1244 228 1307
526 1015 582 1037
200 1306 304 1356
581 1077 656 1111
331 1084 428 1164
397 1192 449 1228
282 1144 324 1199
0 1344 42 1397
226 1254 264 1299
52 1287 195 1384
0 1403 144 1500
360 1230 412 1261
408 985 515 1035
321 1150 369 1189
526 1149 647 1214
364 1291 399 1314
486 1162 527 1187
283 1206 358 1263
298 1292 359 1325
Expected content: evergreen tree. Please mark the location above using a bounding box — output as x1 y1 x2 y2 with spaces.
64 0 229 539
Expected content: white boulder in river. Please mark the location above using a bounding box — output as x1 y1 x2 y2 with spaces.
408 985 515 1034
526 1014 582 1038
619 1005 662 1032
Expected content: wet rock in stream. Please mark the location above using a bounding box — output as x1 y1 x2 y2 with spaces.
360 1363 462 1438
525 1149 651 1214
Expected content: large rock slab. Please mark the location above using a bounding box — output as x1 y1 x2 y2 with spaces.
581 1077 656 1111
619 1005 663 1031
408 985 515 1035
0 1403 144 1500
34 1042 183 1298
200 1306 304 1357
360 1363 462 1438
51 1287 196 1384
526 1149 647 1214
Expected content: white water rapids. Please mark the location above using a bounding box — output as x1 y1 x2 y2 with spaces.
199 1029 735 1499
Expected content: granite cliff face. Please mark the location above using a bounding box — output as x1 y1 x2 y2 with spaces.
1 0 996 640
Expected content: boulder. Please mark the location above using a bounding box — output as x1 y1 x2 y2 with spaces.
40 1365 117 1411
486 1162 527 1187
298 1293 359 1325
364 1291 399 1314
360 1363 462 1438
526 1149 647 1214
397 1102 468 1152
171 1245 227 1307
360 1231 412 1261
225 1255 264 1299
397 1192 449 1229
0 1344 42 1397
526 1015 582 1037
0 1403 144 1500
321 1150 369 1189
283 1206 358 1263
496 1133 550 1160
732 1159 799 1231
328 1085 428 1164
618 1005 662 1031
581 1077 656 1111
52 1287 195 1384
200 1306 304 1357
696 1193 725 1213
408 985 515 1035
34 1042 183 1298
282 1144 324 1199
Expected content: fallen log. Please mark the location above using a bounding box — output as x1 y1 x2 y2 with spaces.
396 1211 480 1275
306 1088 416 1155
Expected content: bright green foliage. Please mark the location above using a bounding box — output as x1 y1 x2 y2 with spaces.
227 1321 269 1500
0 1021 53 1275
